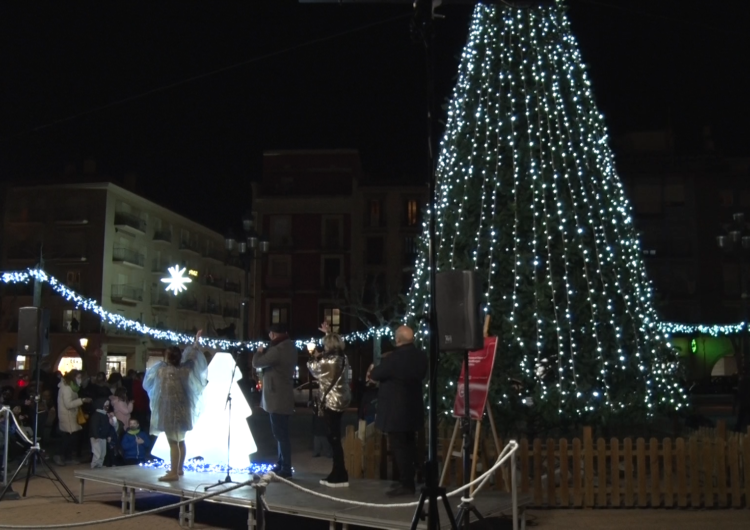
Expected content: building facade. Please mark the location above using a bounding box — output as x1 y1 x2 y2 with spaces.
617 129 750 378
251 150 427 379
1 182 244 374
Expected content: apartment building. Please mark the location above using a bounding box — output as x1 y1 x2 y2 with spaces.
1 182 244 374
251 150 427 378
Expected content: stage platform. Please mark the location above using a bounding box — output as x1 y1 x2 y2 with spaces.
74 467 530 530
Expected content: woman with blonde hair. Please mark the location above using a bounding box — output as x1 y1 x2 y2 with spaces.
307 322 351 487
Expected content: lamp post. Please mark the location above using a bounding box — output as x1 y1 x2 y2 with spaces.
717 212 750 378
225 211 269 342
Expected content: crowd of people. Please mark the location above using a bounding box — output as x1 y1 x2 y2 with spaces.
1 366 152 471
2 323 431 498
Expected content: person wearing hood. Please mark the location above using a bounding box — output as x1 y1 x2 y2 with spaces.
89 397 117 469
54 370 92 466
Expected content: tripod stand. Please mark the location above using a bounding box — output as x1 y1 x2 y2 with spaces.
0 349 78 503
205 355 243 491
454 349 484 529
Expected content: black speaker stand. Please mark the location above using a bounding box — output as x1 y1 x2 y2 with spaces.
0 353 78 503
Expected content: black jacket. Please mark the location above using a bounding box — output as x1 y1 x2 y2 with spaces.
370 343 428 433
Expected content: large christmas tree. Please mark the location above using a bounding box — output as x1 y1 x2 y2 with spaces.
406 1 687 431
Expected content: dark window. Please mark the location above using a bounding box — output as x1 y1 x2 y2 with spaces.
367 199 385 228
322 257 342 289
269 256 291 278
402 271 413 294
719 190 734 208
363 273 386 305
66 270 81 289
270 216 292 247
403 236 418 265
366 237 385 266
323 217 342 249
632 183 662 215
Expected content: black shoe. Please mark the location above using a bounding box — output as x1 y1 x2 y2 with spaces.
321 470 349 488
275 468 293 479
386 485 416 498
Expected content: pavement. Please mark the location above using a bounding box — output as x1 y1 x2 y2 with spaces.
1 408 749 529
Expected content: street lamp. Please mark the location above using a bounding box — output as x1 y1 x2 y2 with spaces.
717 212 750 378
225 211 269 342
79 338 88 350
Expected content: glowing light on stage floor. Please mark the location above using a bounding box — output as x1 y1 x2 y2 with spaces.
141 459 278 475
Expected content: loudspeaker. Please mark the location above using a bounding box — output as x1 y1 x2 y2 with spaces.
17 306 40 355
436 270 484 351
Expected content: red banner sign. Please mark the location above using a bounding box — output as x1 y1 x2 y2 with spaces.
453 337 497 420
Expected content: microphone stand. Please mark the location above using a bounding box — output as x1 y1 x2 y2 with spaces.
205 354 243 491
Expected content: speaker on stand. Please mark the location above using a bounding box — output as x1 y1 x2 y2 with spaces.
436 271 485 529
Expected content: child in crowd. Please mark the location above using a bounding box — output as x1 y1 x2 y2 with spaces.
120 418 148 465
89 397 117 469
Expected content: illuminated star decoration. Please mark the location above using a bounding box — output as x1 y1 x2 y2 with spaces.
161 265 192 295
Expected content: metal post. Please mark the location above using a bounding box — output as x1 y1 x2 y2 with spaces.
243 258 250 342
2 407 9 487
251 253 259 340
511 443 518 530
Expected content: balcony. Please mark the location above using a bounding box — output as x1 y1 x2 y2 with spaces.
153 230 172 244
151 259 165 274
226 256 244 271
202 301 222 315
151 291 170 308
112 247 145 269
114 211 146 235
56 209 90 225
111 284 144 305
223 307 240 319
179 240 201 256
204 276 224 290
176 296 199 313
5 244 39 262
203 248 225 263
224 280 241 294
8 209 44 225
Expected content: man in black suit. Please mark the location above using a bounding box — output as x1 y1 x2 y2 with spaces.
368 325 428 497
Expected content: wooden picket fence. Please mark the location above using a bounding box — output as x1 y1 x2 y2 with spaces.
342 423 750 508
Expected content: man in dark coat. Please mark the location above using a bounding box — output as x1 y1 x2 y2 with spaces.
368 325 428 497
252 323 297 478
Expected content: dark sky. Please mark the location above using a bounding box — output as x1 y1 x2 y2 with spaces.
1 0 748 232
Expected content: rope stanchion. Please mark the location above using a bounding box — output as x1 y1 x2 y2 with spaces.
267 440 519 509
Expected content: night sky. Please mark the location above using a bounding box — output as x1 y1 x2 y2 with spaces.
1 0 748 232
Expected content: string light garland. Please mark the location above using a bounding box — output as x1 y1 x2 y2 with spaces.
0 268 393 351
404 1 691 424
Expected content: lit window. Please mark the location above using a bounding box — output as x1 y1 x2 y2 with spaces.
405 199 419 226
324 307 341 333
